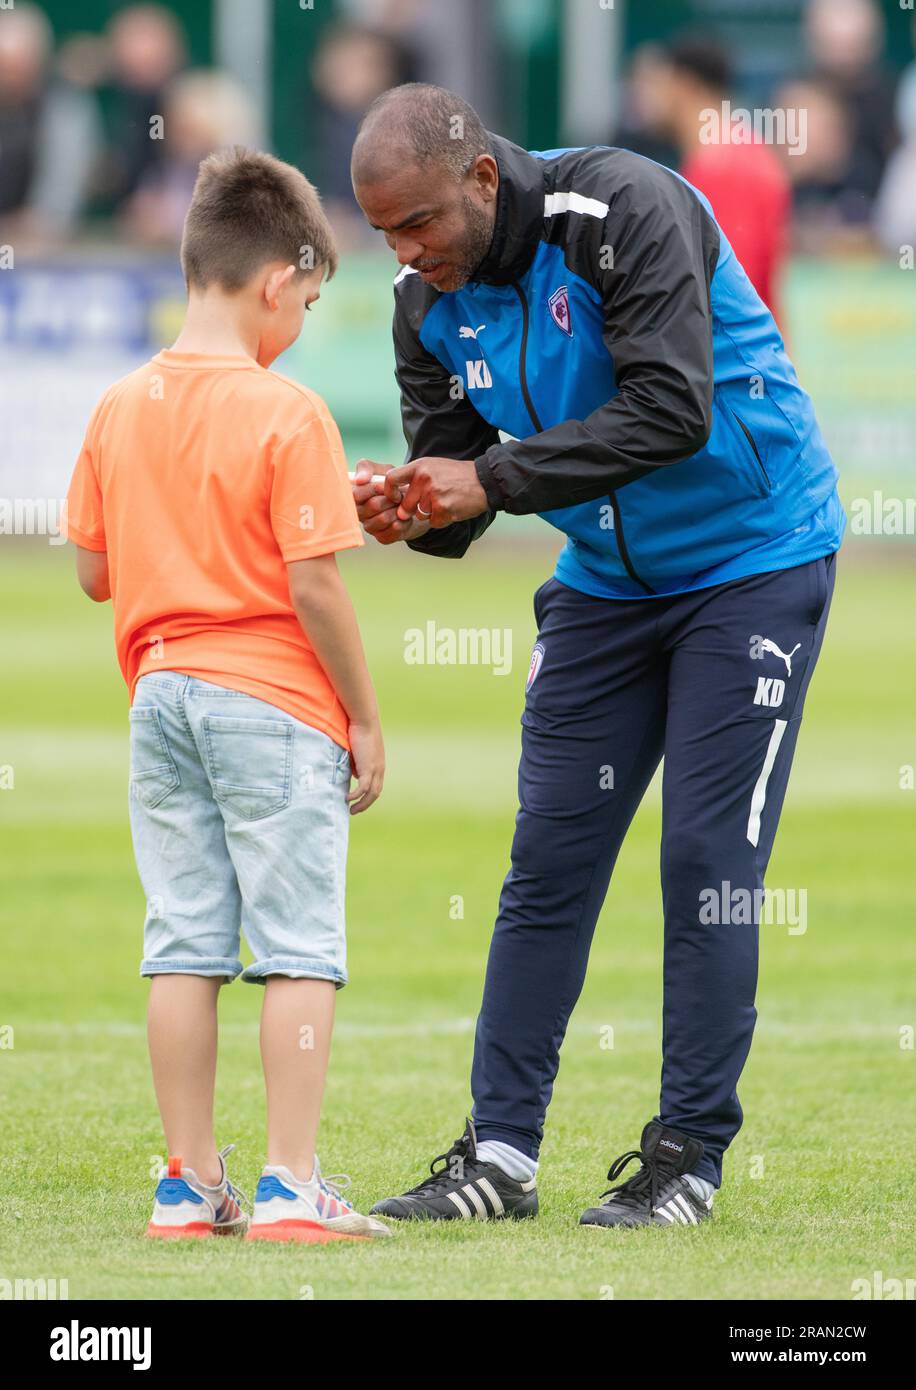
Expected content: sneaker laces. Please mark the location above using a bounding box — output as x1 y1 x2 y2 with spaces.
599 1148 678 1212
318 1172 355 1210
408 1123 477 1196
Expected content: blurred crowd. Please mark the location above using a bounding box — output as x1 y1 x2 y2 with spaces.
0 0 423 250
0 0 914 269
616 0 916 264
0 3 259 245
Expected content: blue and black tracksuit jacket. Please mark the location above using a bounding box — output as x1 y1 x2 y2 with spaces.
397 134 845 595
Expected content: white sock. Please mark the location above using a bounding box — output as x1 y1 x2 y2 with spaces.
475 1140 538 1183
684 1172 715 1202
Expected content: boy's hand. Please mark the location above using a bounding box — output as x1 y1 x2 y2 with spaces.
74 545 111 602
346 719 385 813
351 460 430 545
286 556 382 804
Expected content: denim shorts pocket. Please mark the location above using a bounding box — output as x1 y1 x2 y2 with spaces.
129 707 180 809
202 715 293 821
333 744 352 786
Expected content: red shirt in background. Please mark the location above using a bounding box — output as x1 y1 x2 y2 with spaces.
681 140 791 328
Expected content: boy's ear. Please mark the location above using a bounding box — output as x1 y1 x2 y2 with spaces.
263 263 297 310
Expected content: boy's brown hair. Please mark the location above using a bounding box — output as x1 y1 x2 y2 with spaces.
181 147 338 291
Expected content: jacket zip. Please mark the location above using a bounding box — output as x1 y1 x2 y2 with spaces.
609 492 655 594
510 280 544 432
732 409 771 489
511 280 655 595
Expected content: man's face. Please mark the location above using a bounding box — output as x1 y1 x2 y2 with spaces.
354 156 498 293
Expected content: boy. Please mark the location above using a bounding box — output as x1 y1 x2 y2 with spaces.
64 148 390 1243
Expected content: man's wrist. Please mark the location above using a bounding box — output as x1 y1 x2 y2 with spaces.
474 453 504 512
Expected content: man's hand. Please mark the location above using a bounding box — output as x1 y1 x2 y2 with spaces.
351 460 430 545
385 457 489 529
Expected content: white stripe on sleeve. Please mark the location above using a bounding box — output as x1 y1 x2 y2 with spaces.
543 190 610 220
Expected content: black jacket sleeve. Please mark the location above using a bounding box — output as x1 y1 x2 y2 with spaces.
391 276 501 559
474 158 718 516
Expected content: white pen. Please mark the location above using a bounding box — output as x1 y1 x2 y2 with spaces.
348 472 393 485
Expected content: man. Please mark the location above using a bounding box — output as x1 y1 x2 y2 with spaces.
350 83 843 1229
653 34 791 325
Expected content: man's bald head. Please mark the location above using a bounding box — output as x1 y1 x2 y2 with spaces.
351 82 492 188
351 83 499 293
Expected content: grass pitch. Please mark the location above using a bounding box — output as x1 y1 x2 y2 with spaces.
0 539 913 1300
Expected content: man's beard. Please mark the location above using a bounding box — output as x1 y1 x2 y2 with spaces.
445 196 496 290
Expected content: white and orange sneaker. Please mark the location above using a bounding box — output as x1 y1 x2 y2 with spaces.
246 1160 391 1244
146 1144 248 1239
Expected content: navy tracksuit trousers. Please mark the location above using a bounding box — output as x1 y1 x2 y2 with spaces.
471 555 836 1187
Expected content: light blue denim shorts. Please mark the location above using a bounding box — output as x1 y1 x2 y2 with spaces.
129 671 351 986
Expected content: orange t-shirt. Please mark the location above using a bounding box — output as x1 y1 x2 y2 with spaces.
65 350 363 750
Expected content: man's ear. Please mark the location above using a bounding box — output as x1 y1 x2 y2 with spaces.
264 263 297 310
470 153 499 202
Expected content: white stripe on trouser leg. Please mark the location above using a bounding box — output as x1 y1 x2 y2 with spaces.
747 718 788 847
446 1191 472 1218
462 1183 488 1218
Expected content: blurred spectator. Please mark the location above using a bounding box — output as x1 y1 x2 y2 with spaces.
0 3 101 240
896 11 916 137
309 23 417 245
121 69 258 246
647 35 791 324
781 0 899 239
56 32 109 90
336 0 423 26
874 14 916 255
612 44 680 168
94 4 187 214
776 75 869 254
